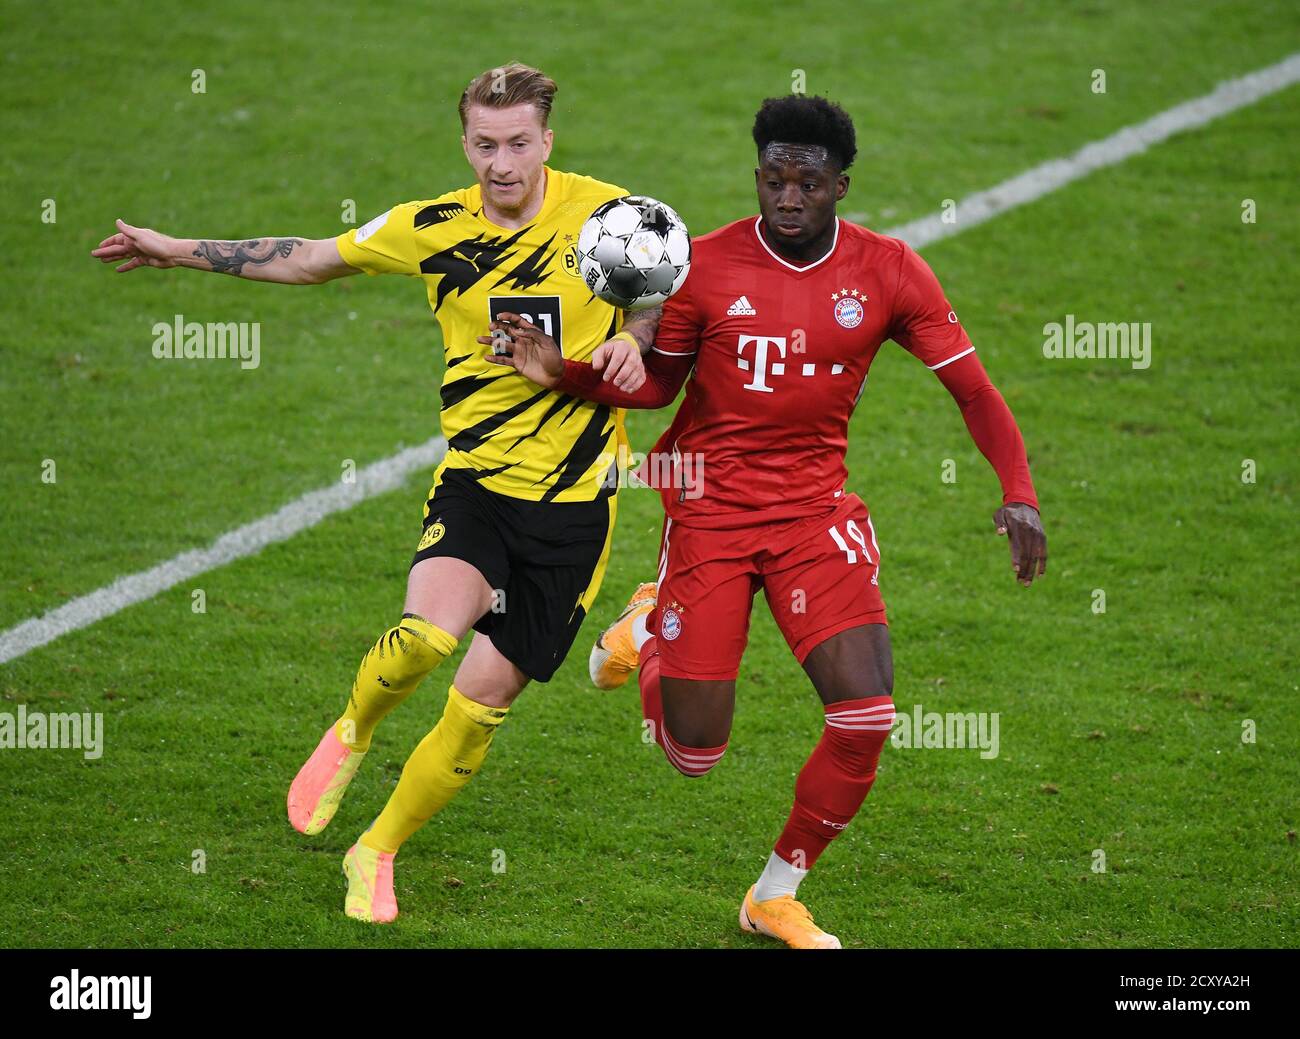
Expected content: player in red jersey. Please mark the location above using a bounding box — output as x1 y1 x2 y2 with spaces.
483 95 1047 948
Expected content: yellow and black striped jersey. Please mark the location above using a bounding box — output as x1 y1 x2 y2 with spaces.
336 167 629 503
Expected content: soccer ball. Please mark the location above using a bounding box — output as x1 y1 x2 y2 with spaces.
577 195 691 311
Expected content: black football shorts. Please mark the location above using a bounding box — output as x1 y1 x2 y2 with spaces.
411 469 616 682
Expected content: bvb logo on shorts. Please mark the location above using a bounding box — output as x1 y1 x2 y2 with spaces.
661 606 683 641
417 521 446 552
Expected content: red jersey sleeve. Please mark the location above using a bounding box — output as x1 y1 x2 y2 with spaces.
557 349 693 409
890 242 975 371
889 242 1038 509
933 352 1039 510
553 262 702 407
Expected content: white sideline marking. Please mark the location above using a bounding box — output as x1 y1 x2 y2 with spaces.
3 52 1298 665
885 52 1300 249
0 438 447 664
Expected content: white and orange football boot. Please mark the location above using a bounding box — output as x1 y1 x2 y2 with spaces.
588 581 657 690
343 841 398 924
287 726 365 835
739 885 842 949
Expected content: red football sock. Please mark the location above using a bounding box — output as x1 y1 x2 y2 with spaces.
639 634 727 777
639 634 664 742
773 696 895 869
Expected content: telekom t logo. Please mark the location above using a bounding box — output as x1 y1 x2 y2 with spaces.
736 335 786 393
737 334 848 391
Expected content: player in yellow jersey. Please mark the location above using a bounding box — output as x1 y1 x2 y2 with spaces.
92 63 654 924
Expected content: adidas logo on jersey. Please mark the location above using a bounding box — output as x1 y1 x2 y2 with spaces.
726 295 757 316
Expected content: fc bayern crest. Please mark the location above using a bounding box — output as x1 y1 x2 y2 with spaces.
834 295 864 328
661 608 682 641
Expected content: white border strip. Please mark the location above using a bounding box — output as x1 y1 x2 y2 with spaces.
4 52 1298 666
927 345 976 371
885 52 1300 249
0 438 447 664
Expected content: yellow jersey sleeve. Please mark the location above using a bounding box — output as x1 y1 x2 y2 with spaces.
336 201 427 276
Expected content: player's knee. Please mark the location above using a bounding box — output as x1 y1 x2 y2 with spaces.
377 615 458 685
661 745 727 779
823 695 894 777
659 723 728 778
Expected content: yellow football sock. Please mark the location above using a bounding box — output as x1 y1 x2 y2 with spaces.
361 684 509 854
335 616 458 753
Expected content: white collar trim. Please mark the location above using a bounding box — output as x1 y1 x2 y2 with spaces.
752 216 840 272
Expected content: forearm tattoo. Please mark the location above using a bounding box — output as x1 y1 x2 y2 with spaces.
622 305 663 350
192 238 302 275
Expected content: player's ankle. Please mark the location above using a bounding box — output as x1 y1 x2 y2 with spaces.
334 719 371 753
754 850 809 902
358 831 397 856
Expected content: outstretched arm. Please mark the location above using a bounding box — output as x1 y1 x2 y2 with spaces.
481 311 691 409
91 219 358 284
889 240 1046 586
560 274 700 405
556 346 692 409
933 351 1047 586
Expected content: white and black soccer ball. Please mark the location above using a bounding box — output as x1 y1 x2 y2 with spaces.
577 195 691 311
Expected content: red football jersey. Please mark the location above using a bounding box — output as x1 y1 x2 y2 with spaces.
650 216 974 528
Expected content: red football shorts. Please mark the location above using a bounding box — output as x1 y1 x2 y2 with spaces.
654 493 887 681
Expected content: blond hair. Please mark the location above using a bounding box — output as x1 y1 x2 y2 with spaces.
459 62 558 128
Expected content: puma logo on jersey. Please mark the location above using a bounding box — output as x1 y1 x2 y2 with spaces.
454 247 486 273
726 295 757 316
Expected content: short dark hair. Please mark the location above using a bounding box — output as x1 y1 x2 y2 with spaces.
459 62 558 128
752 94 857 171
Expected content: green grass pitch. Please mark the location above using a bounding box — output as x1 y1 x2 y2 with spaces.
1 0 1297 947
